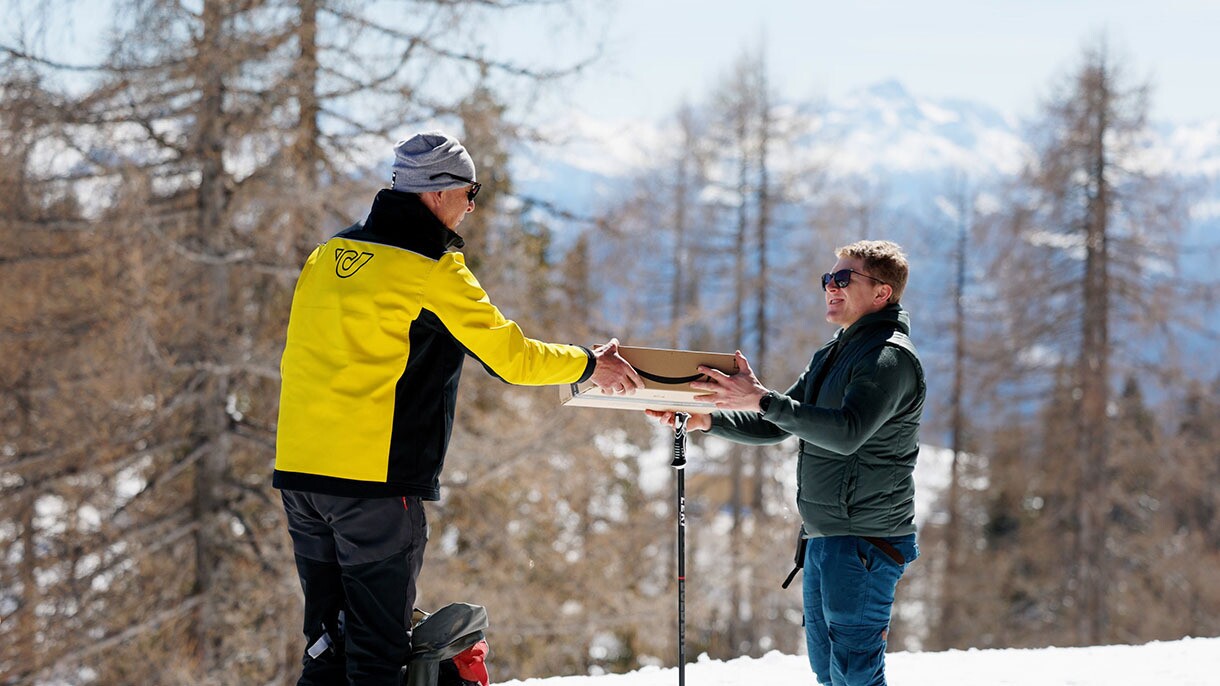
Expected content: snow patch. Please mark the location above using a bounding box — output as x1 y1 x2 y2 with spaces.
495 637 1220 685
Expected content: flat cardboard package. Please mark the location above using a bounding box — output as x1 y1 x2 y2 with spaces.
561 345 738 413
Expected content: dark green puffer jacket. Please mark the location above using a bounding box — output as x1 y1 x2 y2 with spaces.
708 304 925 537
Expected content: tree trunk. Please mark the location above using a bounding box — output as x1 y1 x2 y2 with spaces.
751 70 771 519
1075 59 1111 645
192 0 232 667
939 185 970 649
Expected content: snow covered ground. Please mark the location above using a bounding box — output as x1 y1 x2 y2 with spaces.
496 636 1220 685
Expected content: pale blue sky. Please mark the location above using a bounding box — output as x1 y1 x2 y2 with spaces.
24 0 1220 127
498 0 1220 125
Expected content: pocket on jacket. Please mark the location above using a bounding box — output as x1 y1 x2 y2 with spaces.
798 452 851 517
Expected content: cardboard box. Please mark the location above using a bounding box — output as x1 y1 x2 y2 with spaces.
561 345 738 413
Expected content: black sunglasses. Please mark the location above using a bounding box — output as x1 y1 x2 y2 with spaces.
429 172 482 202
820 268 888 291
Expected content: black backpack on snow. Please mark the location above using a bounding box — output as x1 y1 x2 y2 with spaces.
400 602 490 686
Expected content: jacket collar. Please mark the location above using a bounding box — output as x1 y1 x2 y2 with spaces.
836 303 910 343
363 188 466 252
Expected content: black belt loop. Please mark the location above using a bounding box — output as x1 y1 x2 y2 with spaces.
861 536 906 566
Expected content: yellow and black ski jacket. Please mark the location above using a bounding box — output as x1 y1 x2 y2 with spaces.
274 190 595 499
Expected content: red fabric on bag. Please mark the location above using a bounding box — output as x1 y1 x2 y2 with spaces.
452 639 489 686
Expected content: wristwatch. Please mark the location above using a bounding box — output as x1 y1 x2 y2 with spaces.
758 391 777 414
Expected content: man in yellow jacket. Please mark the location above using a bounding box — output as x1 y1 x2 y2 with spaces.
274 130 642 685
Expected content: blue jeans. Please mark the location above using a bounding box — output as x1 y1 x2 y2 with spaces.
803 534 918 686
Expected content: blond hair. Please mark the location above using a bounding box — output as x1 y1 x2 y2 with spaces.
835 240 909 304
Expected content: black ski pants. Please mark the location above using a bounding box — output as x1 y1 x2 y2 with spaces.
282 490 428 686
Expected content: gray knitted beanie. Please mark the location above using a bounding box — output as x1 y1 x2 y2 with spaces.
390 131 477 193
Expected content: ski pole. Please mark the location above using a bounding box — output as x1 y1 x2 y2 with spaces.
670 412 689 686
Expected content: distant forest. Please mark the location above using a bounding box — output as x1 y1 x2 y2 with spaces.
2 2 1219 684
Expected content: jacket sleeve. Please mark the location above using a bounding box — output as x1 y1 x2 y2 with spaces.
706 363 813 445
758 346 919 455
424 252 594 385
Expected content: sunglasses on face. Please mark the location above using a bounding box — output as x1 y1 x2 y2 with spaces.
429 172 481 202
820 268 888 291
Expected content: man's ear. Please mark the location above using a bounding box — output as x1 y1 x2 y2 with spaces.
876 284 893 305
417 190 442 212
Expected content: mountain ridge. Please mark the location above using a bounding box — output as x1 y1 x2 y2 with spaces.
516 78 1220 216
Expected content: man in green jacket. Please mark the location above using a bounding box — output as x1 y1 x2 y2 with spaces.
648 240 925 686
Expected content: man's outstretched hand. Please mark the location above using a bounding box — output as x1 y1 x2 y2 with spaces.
588 338 645 395
644 409 712 432
688 350 769 411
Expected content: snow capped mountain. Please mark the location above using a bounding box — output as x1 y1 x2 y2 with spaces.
1152 118 1220 177
514 78 1220 409
517 79 1220 220
807 80 1029 178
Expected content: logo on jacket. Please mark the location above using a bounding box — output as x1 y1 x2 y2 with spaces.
334 248 374 278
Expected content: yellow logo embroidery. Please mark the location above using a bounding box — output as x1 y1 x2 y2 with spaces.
334 248 374 278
